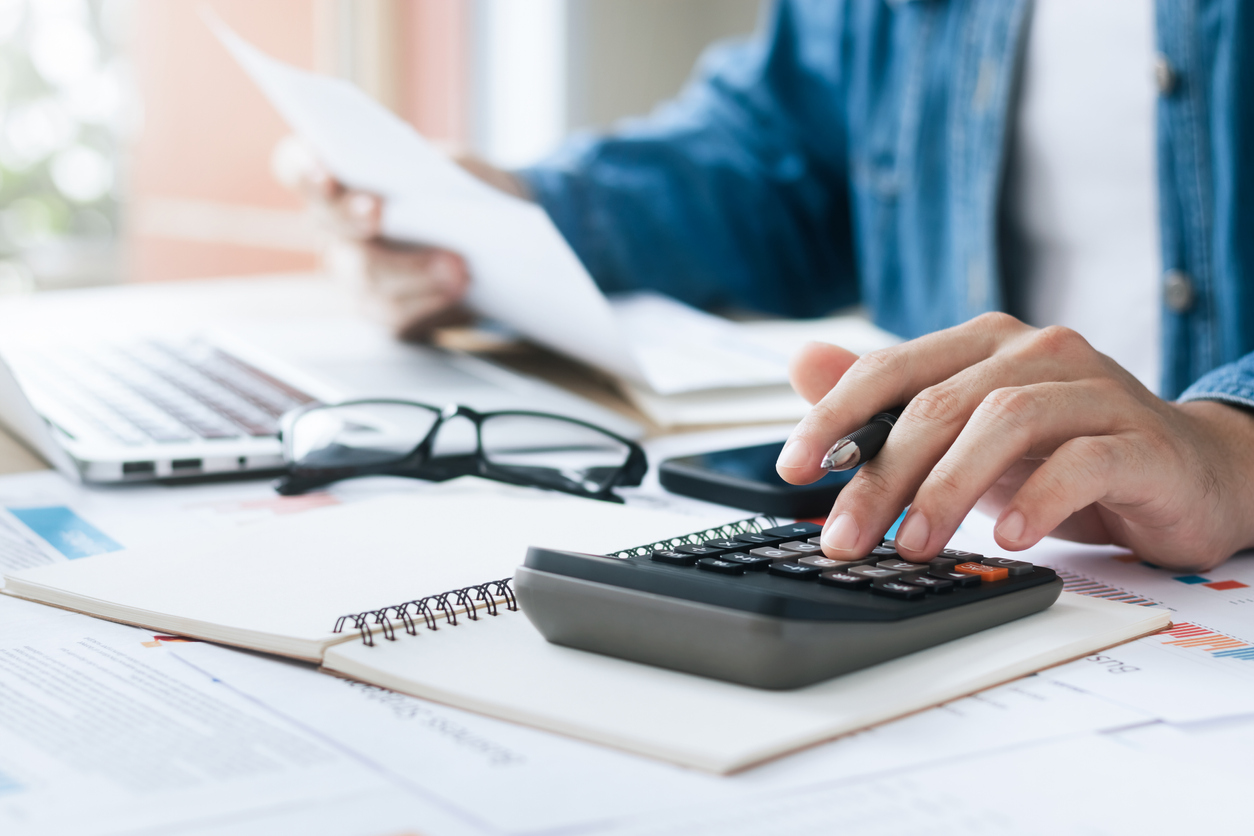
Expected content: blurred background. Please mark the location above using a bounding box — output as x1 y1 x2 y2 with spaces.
0 0 762 295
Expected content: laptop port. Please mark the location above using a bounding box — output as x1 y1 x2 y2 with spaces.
122 461 156 475
171 458 202 472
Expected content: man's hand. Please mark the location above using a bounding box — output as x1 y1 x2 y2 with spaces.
272 137 530 340
776 312 1254 571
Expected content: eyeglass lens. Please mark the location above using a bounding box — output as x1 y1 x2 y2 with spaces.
288 402 440 469
478 413 632 494
287 404 633 495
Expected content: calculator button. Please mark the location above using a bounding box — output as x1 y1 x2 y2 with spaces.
762 522 823 540
849 566 902 581
941 548 982 560
818 571 872 590
870 545 899 557
881 539 897 549
954 562 1008 582
780 541 823 555
719 552 774 570
929 569 982 589
676 544 726 557
768 562 821 580
798 555 852 570
876 559 926 575
652 549 699 566
704 539 744 551
807 536 824 546
697 557 746 575
750 547 798 560
733 533 785 547
907 574 954 593
981 557 1035 576
871 581 927 600
927 556 959 571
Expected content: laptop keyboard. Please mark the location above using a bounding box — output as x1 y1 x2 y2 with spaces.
12 340 318 446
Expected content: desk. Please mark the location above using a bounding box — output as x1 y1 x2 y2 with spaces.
0 277 1250 836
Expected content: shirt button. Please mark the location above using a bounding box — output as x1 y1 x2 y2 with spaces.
1155 54 1178 95
1164 270 1195 313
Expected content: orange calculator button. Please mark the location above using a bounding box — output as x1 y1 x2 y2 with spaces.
953 562 1009 582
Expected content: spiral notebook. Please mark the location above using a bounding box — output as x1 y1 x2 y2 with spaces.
317 565 1167 773
1 479 733 660
3 480 1169 772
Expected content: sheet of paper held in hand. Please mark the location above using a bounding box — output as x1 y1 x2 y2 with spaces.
210 20 811 397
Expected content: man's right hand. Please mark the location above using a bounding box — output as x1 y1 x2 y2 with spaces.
273 137 530 340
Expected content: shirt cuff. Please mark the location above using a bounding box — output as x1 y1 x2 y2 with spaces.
1177 354 1254 411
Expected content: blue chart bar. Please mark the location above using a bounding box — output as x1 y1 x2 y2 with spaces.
7 506 123 560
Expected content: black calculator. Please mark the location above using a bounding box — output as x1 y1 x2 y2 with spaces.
514 521 1062 689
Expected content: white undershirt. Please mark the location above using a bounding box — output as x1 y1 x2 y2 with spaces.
1010 0 1162 393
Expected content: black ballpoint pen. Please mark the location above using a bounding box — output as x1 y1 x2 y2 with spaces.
820 408 904 471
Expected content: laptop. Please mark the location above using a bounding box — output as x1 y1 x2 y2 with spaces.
0 321 640 484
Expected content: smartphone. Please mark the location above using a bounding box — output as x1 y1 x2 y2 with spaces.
658 441 856 518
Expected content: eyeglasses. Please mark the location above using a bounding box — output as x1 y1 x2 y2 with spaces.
274 399 647 502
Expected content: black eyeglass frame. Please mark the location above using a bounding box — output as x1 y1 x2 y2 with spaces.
273 398 648 502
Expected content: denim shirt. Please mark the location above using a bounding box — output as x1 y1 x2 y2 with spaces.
521 0 1254 405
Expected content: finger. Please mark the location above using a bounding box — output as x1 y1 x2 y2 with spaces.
991 434 1140 552
788 341 859 405
815 328 1108 557
777 312 1029 484
327 191 383 240
362 245 470 335
895 379 1132 559
272 135 333 195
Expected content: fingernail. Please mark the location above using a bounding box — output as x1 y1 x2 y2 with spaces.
776 438 810 471
896 512 930 553
996 510 1026 543
822 513 860 554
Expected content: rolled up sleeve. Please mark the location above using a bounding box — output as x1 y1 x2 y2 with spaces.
1178 352 1254 410
519 0 858 317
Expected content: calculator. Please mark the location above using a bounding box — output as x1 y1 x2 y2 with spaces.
514 522 1063 689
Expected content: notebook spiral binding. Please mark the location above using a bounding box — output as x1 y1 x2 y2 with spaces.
606 516 776 560
333 579 517 647
334 516 775 646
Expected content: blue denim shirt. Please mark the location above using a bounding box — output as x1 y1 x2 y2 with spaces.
521 0 1254 405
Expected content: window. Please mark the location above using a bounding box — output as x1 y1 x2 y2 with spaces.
0 0 134 293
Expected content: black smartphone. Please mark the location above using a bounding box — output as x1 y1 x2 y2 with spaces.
658 441 856 518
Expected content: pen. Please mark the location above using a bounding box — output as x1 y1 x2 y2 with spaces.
820 408 903 471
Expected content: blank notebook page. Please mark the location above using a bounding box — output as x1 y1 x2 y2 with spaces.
4 479 730 659
322 592 1169 773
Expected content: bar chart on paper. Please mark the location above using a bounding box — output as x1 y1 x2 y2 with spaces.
946 521 1254 722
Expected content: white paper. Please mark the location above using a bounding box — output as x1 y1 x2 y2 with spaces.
212 21 899 399
0 608 387 836
169 637 1150 834
599 732 1252 836
212 20 641 385
950 515 1254 722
